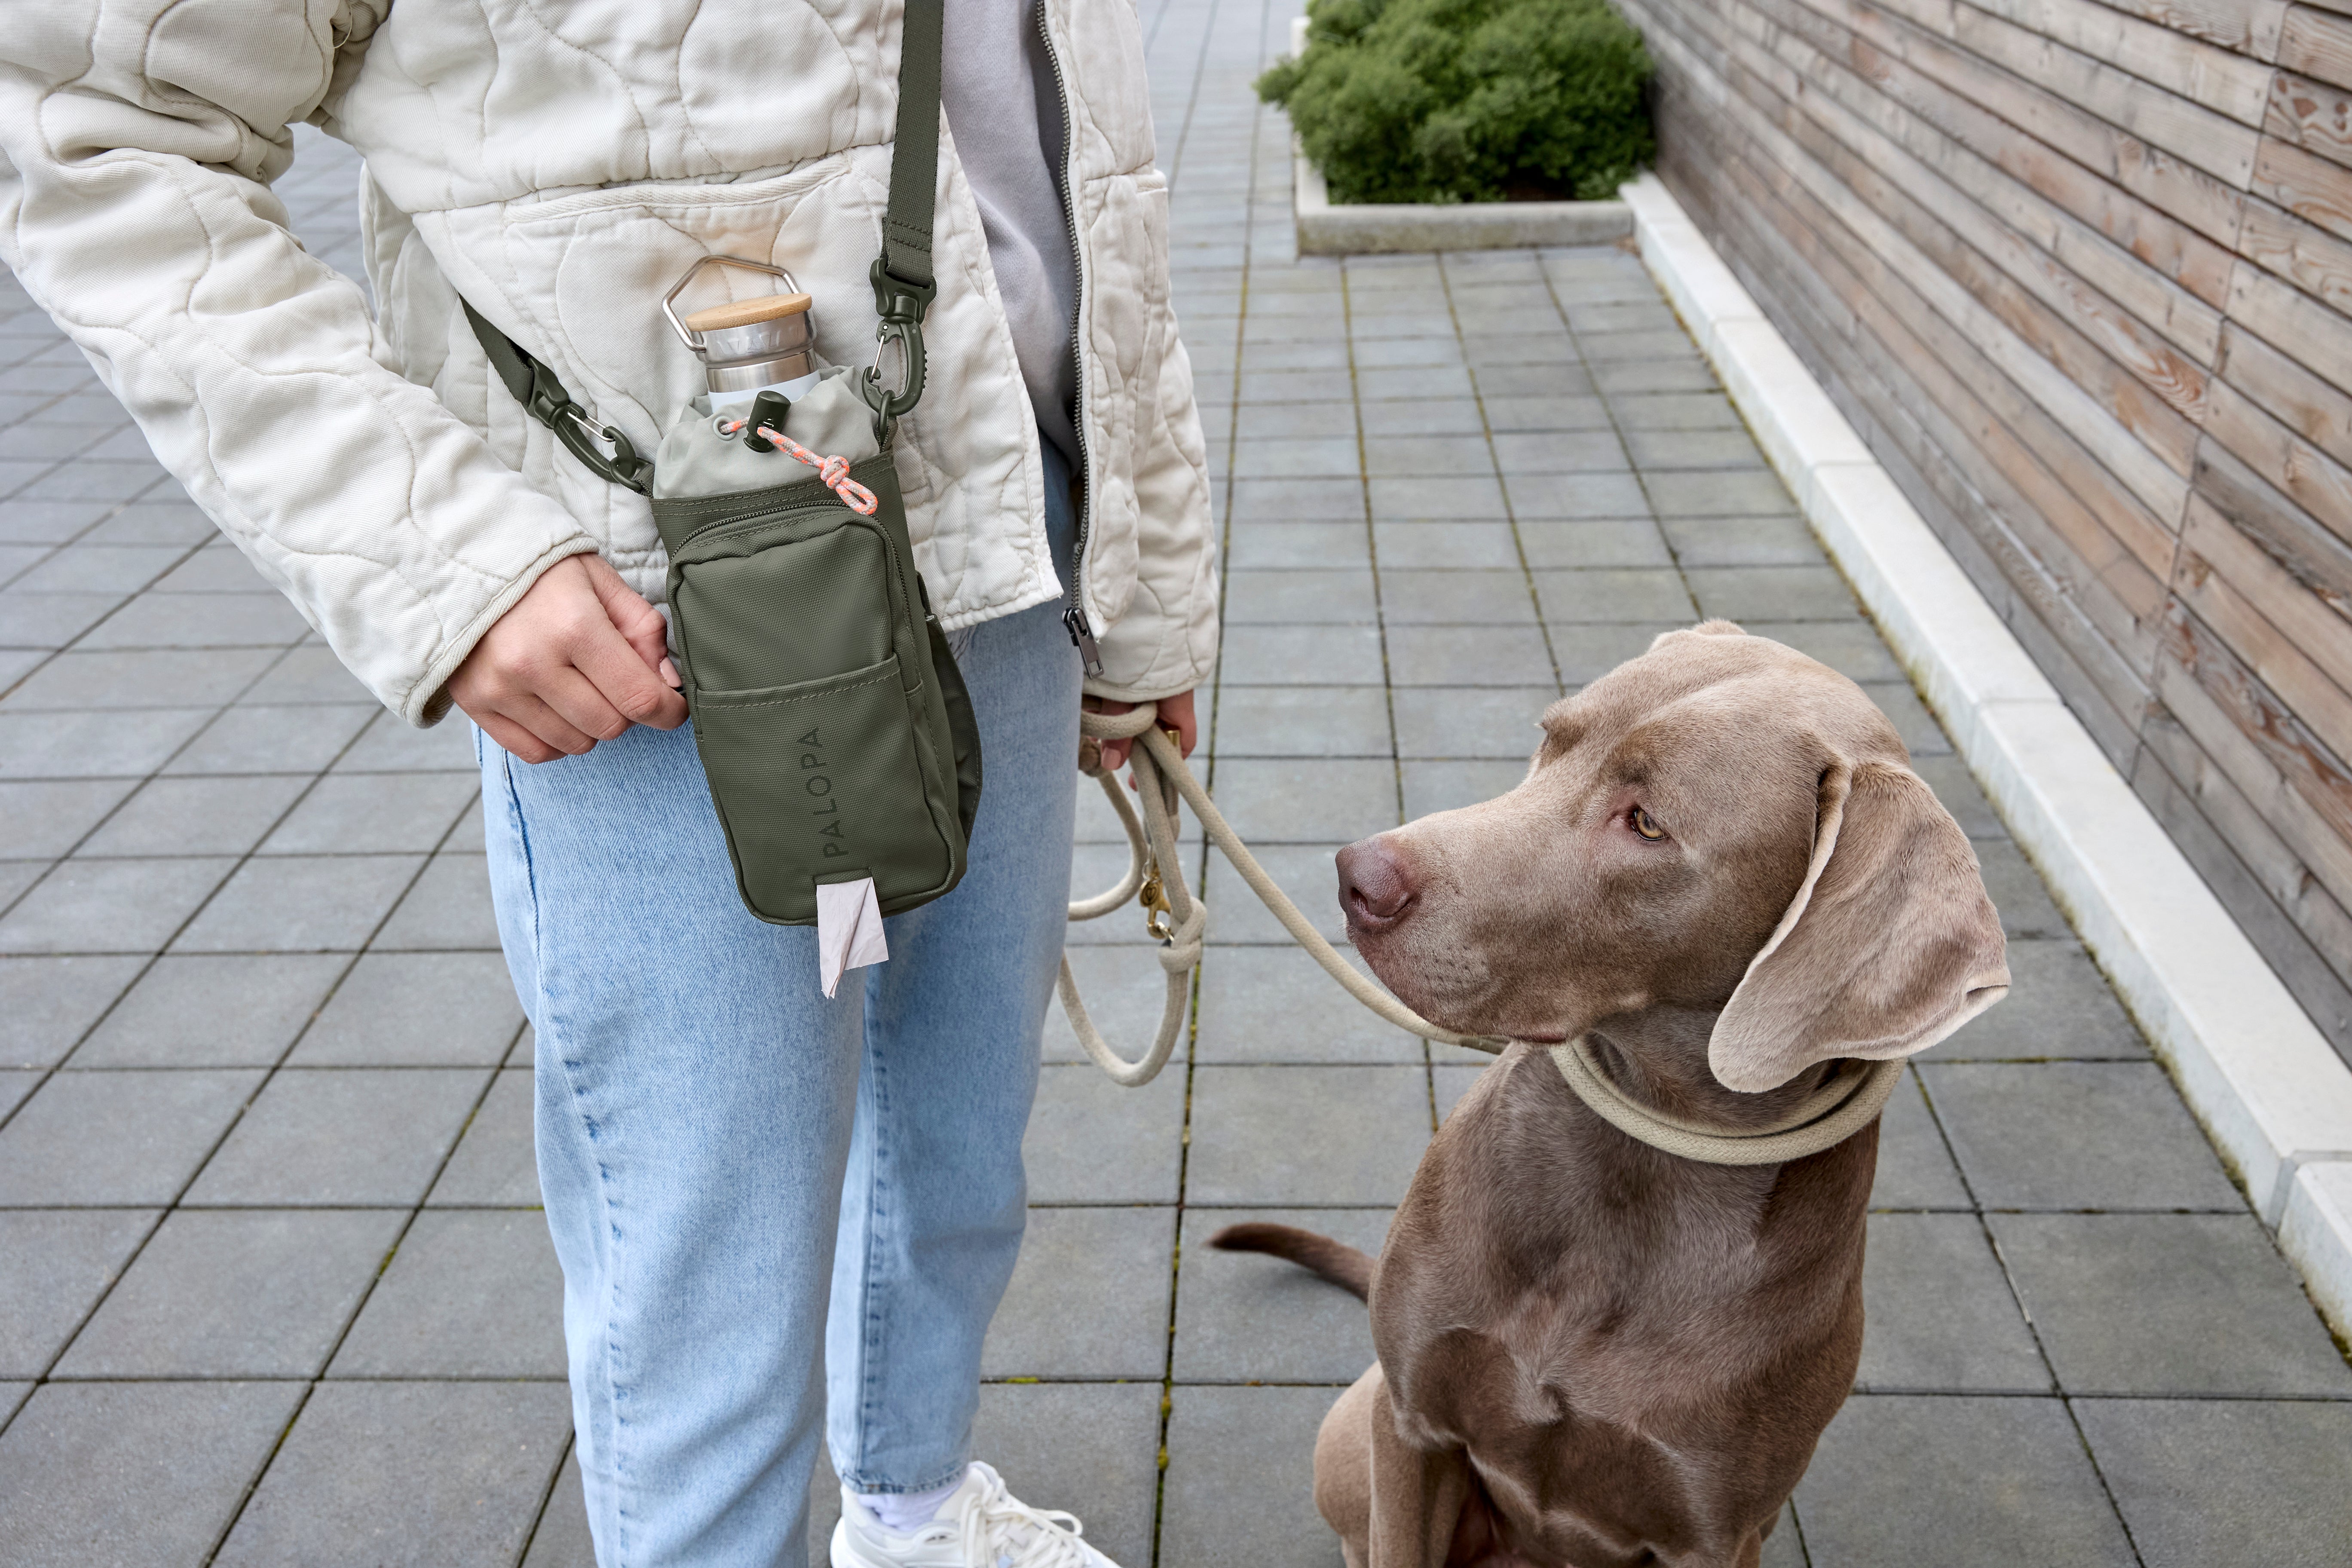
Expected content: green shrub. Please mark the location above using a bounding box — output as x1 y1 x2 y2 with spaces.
1256 0 1655 205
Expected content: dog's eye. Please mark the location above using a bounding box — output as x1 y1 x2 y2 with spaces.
1629 805 1666 840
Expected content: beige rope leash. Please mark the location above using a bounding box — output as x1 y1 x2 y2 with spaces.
1062 703 1899 1163
1546 1041 1905 1164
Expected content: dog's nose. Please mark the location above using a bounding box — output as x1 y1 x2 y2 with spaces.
1338 838 1416 928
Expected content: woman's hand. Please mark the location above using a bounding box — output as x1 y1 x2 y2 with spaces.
448 554 689 762
1084 689 1199 775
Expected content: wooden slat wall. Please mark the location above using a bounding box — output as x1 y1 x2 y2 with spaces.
1621 0 2352 1059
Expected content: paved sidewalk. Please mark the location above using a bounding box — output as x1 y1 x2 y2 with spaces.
4 1 2351 1564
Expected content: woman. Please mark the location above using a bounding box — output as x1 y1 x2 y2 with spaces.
0 0 1217 1562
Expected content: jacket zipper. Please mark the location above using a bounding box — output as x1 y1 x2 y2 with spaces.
1038 0 1104 677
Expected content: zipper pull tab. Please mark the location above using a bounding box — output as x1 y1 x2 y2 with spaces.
1063 606 1105 678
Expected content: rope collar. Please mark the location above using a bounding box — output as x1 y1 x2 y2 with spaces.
1545 1038 1904 1166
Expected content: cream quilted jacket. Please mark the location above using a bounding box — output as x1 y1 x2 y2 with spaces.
0 0 1217 722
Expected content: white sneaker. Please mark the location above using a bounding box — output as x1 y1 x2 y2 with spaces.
830 1461 1121 1568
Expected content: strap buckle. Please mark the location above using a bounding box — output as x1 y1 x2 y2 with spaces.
532 374 650 494
860 260 937 445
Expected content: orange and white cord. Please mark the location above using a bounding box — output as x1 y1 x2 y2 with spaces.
722 420 879 515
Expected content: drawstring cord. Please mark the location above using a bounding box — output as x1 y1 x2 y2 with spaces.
720 419 879 514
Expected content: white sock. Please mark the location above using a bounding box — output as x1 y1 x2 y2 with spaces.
858 1476 963 1534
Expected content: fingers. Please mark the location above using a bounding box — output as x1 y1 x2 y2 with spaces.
569 610 691 732
583 555 678 680
473 710 564 766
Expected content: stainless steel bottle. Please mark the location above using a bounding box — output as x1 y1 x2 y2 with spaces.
662 256 822 414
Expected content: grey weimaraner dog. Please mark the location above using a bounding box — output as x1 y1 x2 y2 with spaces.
1216 621 2009 1568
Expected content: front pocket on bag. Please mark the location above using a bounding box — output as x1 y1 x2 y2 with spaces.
690 654 951 924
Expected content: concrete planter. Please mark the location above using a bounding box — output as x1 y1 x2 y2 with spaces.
1283 15 1632 256
1292 149 1632 256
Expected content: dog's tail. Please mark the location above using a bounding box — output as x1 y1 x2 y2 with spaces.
1207 1222 1373 1302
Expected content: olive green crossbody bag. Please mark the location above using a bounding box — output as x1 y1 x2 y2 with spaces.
460 0 981 928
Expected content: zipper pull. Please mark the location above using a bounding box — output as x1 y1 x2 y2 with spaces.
1063 606 1105 677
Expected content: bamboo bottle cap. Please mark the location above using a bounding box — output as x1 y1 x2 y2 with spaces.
681 292 815 331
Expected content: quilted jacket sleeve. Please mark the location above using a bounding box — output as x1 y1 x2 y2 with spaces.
1084 308 1219 704
0 0 602 724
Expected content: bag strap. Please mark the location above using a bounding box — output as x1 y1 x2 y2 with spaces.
860 0 944 445
462 0 942 475
461 301 653 494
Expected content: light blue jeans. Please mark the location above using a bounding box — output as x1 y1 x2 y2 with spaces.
478 459 1080 1568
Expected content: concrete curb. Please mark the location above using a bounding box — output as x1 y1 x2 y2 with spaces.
1618 172 2352 1335
1282 18 1629 257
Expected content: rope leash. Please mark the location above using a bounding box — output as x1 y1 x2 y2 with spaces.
1063 702 1902 1164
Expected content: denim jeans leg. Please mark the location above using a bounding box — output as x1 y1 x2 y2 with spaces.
482 722 867 1568
823 590 1081 1492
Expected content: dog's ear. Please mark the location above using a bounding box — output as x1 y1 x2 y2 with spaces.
1709 758 2009 1092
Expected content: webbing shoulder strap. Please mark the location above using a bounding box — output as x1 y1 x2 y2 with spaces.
462 0 943 478
461 301 652 494
861 0 943 443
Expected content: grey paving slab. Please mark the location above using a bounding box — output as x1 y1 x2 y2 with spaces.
172 852 423 952
1922 941 2147 1060
1544 620 1690 682
291 951 522 1066
0 1381 306 1568
1196 946 1423 1063
1684 564 1859 622
1513 517 1675 568
1217 623 1386 686
0 854 234 953
1161 1384 1342 1568
1856 678 1949 754
521 1452 592 1568
1920 1061 2243 1210
1505 472 1654 521
1990 1212 2352 1396
1223 520 1370 570
238 644 370 704
334 710 481 772
1794 1395 2136 1567
1219 568 1378 624
2073 1398 2352 1568
259 769 477 854
212 1381 572 1568
974 1383 1163 1568
72 952 345 1067
75 772 308 856
1659 514 1823 566
0 1209 155 1376
427 1067 539 1207
983 1206 1173 1378
0 588 125 649
1023 1061 1186 1204
0 1069 259 1204
1606 392 1744 430
1383 622 1556 686
186 1067 486 1207
0 1070 33 1120
1854 1213 2049 1392
1207 758 1396 842
1869 1069 1970 1210
1370 519 1525 570
1400 758 1528 819
1377 568 1539 625
1200 842 1354 946
1213 684 1391 756
1186 1065 1431 1206
1972 841 2070 940
1 645 275 709
0 953 144 1069
57 1207 403 1378
1175 1207 1387 1382
1390 686 1553 758
162 702 374 774
1741 619 1905 682
1908 753 2005 837
1228 476 1365 522
79 589 308 650
370 852 503 949
330 1209 564 1377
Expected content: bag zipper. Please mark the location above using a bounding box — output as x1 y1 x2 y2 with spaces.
1038 0 1105 678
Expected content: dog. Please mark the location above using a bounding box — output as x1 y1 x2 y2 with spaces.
1214 621 2008 1568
